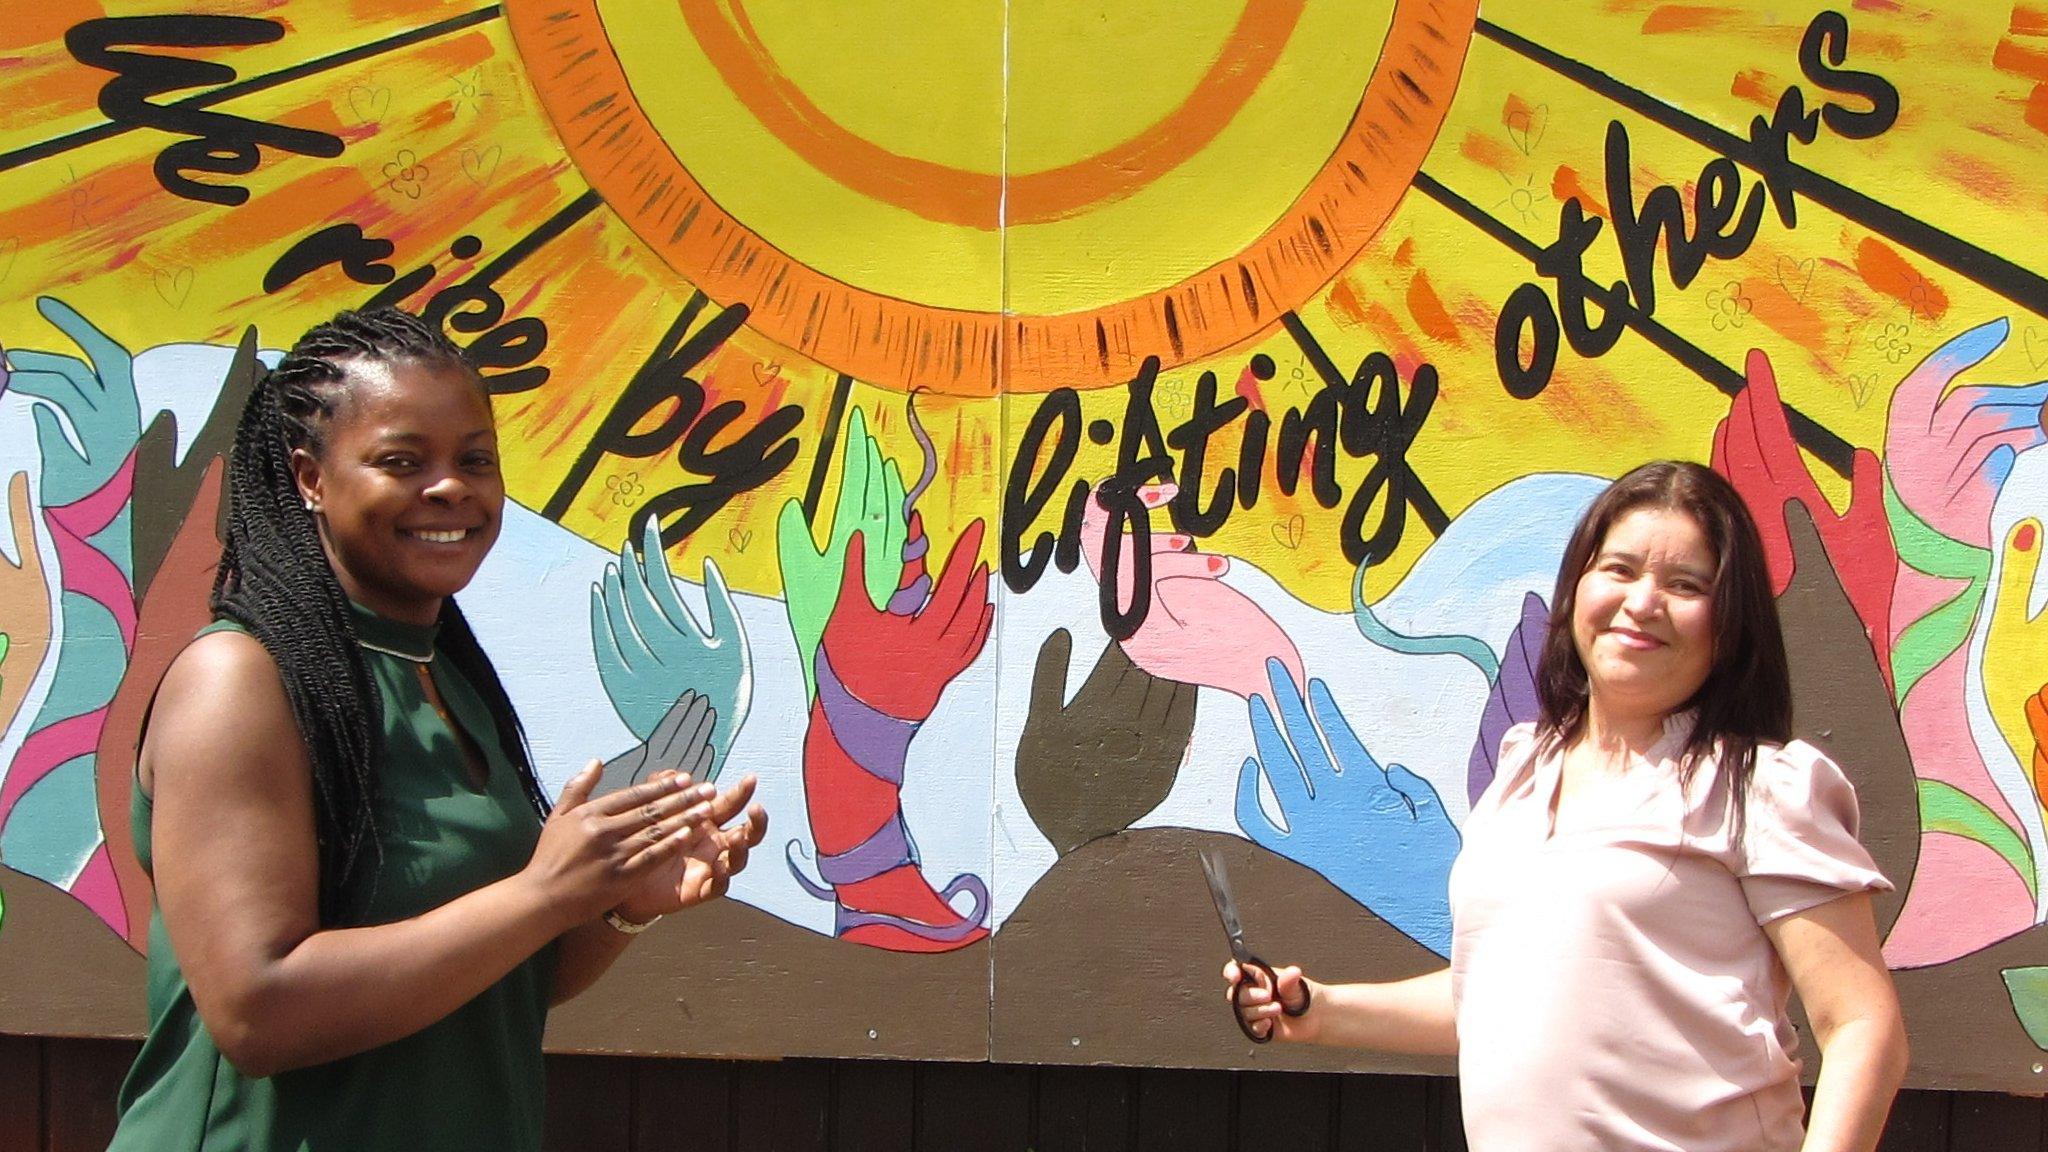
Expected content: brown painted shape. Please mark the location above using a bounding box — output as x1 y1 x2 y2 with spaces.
991 826 1454 1072
1778 499 1918 937
1891 922 2048 1092
1016 630 1198 856
543 894 989 1060
0 863 145 1037
93 458 225 951
128 330 258 601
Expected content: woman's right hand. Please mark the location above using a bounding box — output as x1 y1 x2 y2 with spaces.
521 761 717 929
1223 960 1317 1043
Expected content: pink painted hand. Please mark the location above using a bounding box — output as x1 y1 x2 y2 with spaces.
1883 319 2048 548
1079 481 1304 700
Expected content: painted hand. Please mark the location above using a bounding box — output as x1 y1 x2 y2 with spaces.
1883 318 2048 548
595 690 716 797
1712 348 1892 645
1235 659 1459 956
0 474 51 742
6 297 143 511
820 520 992 721
591 516 748 780
776 408 909 701
1016 628 1197 855
1079 480 1303 700
617 773 768 919
795 519 993 952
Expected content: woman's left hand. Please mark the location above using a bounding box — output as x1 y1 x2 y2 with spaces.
613 773 768 921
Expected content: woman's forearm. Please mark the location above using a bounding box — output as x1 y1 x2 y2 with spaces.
204 871 574 1077
550 917 635 1005
1295 967 1457 1055
1799 1014 1908 1152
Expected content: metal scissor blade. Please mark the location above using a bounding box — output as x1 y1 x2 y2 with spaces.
1198 847 1255 964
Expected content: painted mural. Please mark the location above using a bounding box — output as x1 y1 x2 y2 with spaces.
1 0 2046 1088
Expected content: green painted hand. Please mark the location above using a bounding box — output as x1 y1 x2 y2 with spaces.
775 407 909 701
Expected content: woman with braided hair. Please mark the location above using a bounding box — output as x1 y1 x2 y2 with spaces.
109 306 767 1151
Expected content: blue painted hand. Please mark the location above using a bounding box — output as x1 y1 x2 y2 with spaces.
1235 658 1460 956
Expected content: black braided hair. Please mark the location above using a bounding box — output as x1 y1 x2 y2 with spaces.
211 306 547 925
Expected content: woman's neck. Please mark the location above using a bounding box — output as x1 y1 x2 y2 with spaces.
1576 698 1672 762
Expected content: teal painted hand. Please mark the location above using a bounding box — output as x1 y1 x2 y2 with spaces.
776 407 908 700
6 297 142 510
591 516 750 781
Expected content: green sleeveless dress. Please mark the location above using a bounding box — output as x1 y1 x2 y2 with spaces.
109 606 558 1152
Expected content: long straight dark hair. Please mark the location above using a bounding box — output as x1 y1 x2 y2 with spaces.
1534 460 1791 824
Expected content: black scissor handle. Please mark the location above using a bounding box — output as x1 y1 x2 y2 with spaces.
1228 955 1312 1044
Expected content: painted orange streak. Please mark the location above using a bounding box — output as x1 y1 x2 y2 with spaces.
1943 150 2019 206
1641 5 1734 34
1729 69 1780 110
1995 38 2048 84
677 0 1303 229
1854 237 1949 323
1326 276 1370 326
1746 277 1828 350
1552 165 1606 219
1405 269 1462 346
1459 129 1516 174
2027 84 2048 137
2016 7 2048 37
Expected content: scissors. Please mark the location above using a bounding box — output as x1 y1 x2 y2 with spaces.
1198 847 1310 1043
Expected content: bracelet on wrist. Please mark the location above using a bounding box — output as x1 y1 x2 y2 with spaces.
603 906 662 935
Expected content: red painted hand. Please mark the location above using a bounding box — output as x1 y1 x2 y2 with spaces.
818 519 993 721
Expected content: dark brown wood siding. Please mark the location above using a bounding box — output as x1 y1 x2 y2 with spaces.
2 1034 2034 1152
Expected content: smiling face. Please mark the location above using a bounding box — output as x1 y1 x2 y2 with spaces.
291 357 503 625
1569 505 1719 726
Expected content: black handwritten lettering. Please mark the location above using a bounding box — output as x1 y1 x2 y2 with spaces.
1800 10 1900 140
1491 10 1895 399
265 225 552 394
1002 314 1444 637
1001 389 1081 592
65 16 344 207
542 297 804 547
262 224 398 293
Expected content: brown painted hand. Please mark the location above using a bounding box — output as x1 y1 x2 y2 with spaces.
1016 628 1198 856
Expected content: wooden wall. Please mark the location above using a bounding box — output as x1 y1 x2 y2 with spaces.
1 1035 2042 1151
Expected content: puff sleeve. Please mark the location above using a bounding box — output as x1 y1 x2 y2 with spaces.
1737 741 1894 925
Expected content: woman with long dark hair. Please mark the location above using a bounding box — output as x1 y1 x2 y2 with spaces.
109 307 766 1151
1226 461 1906 1152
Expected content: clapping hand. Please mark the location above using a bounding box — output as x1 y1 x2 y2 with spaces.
616 772 768 918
